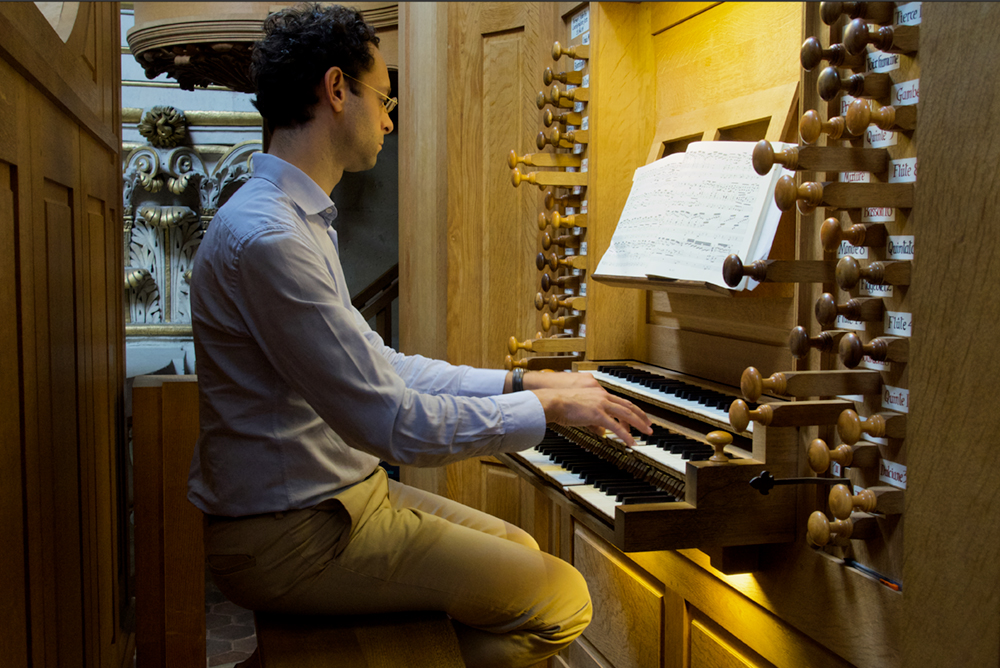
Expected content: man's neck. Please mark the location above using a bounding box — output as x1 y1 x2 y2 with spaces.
267 124 343 194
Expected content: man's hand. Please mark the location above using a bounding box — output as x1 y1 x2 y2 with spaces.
531 384 652 447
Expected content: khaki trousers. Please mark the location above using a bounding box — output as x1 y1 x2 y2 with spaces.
205 468 592 667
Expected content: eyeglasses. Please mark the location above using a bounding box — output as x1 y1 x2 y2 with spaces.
342 72 397 114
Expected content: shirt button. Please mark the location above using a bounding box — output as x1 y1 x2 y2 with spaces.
325 208 333 215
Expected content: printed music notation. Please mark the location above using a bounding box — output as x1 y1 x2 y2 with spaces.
595 142 791 290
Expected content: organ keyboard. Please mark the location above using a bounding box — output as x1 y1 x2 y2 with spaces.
499 361 799 556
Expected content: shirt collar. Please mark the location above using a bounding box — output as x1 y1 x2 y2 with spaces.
250 153 338 226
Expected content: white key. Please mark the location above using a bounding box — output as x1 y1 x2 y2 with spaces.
569 486 618 522
630 444 687 475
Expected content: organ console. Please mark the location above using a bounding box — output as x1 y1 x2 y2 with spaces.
817 66 891 101
835 256 911 290
819 217 888 252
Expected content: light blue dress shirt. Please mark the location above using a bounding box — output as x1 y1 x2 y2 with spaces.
187 153 547 516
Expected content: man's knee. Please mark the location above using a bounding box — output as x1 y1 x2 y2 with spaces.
505 523 540 550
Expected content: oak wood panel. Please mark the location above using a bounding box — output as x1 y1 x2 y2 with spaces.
903 4 1000 666
584 2 654 362
573 525 663 668
0 4 127 667
480 460 522 527
689 618 759 668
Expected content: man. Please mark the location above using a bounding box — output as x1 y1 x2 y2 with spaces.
187 4 652 666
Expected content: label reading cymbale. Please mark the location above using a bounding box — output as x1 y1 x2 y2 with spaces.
838 240 869 259
570 8 589 39
885 311 913 337
879 459 907 489
882 385 909 414
889 158 918 183
887 236 915 260
896 2 922 26
892 79 920 107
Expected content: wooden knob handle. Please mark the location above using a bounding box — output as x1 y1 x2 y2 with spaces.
799 109 851 145
552 41 589 61
800 37 862 71
788 326 846 358
508 336 532 355
774 175 824 213
535 292 551 311
752 140 797 174
707 431 732 463
542 231 581 251
741 367 788 402
807 438 855 473
722 254 748 286
543 67 583 86
729 399 773 433
829 483 876 519
815 293 885 326
551 211 587 229
504 354 528 370
807 511 854 547
838 409 903 444
844 19 919 56
542 311 580 331
543 108 584 128
550 85 589 105
536 87 574 110
840 332 909 368
544 190 582 210
836 257 911 290
820 218 887 252
551 127 589 146
541 272 581 292
820 1 895 26
549 294 587 311
818 67 890 102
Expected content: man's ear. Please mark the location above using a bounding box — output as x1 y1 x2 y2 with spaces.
323 66 347 113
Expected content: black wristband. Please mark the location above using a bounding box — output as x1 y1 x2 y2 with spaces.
512 367 525 392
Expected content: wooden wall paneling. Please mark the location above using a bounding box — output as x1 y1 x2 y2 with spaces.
479 459 522 527
904 4 1000 666
572 524 664 668
0 56 30 668
585 2 653 362
688 617 757 668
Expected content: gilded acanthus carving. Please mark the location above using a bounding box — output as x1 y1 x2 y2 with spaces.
123 107 261 329
137 106 188 148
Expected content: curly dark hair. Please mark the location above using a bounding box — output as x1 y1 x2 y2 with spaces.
251 3 380 129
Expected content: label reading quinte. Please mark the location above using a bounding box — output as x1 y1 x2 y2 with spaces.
882 385 909 414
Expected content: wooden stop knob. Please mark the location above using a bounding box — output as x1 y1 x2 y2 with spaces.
544 190 582 211
729 399 772 433
838 332 866 368
707 431 732 463
829 483 877 519
508 336 531 355
774 175 824 213
835 256 863 290
820 1 895 26
741 367 788 402
807 438 854 473
752 140 798 175
789 326 843 358
799 109 850 145
807 511 854 547
838 409 886 445
504 354 527 370
820 218 886 252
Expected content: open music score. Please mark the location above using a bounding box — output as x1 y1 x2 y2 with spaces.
594 142 790 291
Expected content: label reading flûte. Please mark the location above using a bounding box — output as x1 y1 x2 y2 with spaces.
885 311 913 337
889 158 918 183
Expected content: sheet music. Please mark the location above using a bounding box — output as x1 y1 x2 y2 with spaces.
596 141 791 290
